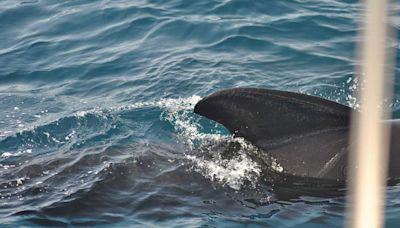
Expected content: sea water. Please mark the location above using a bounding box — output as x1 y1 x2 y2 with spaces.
1 0 400 227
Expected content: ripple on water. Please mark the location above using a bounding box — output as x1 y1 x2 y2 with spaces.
1 0 400 227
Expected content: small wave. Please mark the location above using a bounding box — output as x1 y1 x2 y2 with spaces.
0 95 203 161
150 96 267 190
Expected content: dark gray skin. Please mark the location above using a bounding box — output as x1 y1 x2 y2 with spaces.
194 87 400 182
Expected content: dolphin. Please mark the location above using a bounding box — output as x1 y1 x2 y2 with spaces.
194 87 400 182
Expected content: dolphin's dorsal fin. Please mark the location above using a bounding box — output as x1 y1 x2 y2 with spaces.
194 87 351 148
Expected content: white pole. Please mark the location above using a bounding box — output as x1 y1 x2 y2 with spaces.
347 0 393 228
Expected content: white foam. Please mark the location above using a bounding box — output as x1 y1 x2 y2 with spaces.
1 149 33 159
1 152 12 158
74 107 104 118
271 159 284 173
151 96 265 190
186 154 261 190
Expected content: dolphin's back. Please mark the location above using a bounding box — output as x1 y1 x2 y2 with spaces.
194 87 351 148
194 87 352 181
194 88 400 182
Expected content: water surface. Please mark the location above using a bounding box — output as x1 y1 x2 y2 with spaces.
1 0 400 227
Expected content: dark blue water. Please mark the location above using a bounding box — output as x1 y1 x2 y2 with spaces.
1 0 400 227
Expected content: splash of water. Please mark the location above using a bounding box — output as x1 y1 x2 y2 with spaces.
186 153 261 190
111 95 264 190
155 96 263 190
